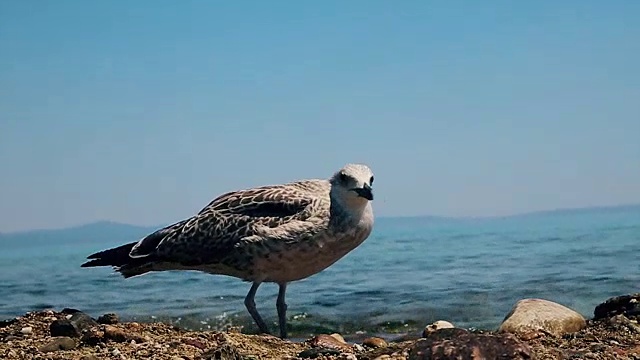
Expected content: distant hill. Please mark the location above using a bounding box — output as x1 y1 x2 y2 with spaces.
0 221 161 245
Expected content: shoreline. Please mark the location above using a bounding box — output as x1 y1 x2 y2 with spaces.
2 294 640 359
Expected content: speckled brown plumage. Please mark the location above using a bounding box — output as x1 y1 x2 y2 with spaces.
82 163 375 338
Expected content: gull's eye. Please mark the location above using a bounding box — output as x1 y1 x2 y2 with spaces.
369 176 374 185
339 172 349 183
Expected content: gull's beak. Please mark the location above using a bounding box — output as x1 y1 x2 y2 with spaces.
353 183 374 201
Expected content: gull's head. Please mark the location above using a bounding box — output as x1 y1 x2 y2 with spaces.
329 163 374 207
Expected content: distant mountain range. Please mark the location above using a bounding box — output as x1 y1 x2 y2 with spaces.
1 203 638 242
0 221 160 243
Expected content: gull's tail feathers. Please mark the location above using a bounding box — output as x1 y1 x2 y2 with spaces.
81 241 156 278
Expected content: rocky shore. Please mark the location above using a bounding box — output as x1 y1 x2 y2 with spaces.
2 294 640 359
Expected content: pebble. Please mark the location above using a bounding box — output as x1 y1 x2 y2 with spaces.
308 334 353 353
20 326 33 335
38 336 77 352
330 333 347 344
112 348 121 356
298 347 341 358
80 355 100 360
422 320 455 336
499 298 587 337
183 338 207 349
338 354 358 360
363 336 388 348
408 329 531 360
104 325 128 342
50 311 98 338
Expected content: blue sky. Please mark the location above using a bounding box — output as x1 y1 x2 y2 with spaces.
1 1 639 232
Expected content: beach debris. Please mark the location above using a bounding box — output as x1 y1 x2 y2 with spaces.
594 293 640 320
38 336 77 352
608 314 640 334
330 332 347 343
6 303 640 359
97 313 119 324
50 310 98 337
408 328 532 359
298 347 341 358
422 320 455 337
363 336 388 348
79 355 99 360
308 334 354 353
498 298 586 337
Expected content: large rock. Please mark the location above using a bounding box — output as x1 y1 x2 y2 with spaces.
499 298 586 337
594 293 640 321
407 328 531 360
50 310 98 338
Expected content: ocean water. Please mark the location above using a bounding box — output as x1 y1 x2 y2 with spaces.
1 206 639 339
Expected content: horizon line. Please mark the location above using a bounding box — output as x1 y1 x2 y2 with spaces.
2 202 638 236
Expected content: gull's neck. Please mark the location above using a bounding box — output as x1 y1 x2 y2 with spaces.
328 192 370 228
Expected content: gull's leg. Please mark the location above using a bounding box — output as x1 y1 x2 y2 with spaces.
276 282 288 338
244 282 270 334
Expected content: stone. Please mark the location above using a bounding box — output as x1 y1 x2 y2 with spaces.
338 353 358 360
80 327 105 345
80 355 100 360
408 328 531 359
50 311 98 337
422 321 454 337
298 347 341 358
183 337 207 349
608 314 640 334
330 333 347 344
363 337 388 348
104 325 128 342
20 326 33 334
499 298 586 337
308 334 353 353
38 336 77 352
200 343 243 360
594 293 640 320
97 313 119 324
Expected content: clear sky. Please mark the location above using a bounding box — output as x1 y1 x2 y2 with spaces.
1 1 639 232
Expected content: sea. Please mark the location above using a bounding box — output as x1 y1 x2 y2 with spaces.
1 205 639 339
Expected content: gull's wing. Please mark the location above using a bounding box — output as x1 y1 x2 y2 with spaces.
128 180 330 266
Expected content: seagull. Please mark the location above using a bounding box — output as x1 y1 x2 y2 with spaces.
81 163 375 338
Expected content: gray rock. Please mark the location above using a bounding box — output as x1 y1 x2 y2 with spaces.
50 311 98 337
594 293 640 320
97 313 119 324
499 298 586 337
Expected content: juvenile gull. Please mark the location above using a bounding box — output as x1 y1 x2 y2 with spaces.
81 163 375 338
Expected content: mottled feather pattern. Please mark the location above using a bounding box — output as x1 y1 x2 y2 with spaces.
122 179 333 276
